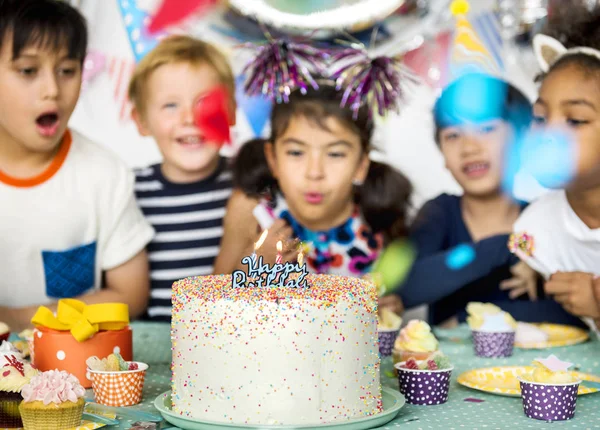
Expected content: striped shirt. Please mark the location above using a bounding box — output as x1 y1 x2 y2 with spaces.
134 159 233 321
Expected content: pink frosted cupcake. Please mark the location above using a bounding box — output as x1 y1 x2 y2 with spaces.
0 341 38 428
19 370 86 430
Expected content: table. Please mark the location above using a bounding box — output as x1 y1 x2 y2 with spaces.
102 323 600 429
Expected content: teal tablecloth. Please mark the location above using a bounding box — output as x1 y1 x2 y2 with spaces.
97 323 600 429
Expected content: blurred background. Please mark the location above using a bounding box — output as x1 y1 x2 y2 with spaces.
66 0 562 211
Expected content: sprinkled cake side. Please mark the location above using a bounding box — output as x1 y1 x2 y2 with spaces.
172 274 378 310
170 274 381 425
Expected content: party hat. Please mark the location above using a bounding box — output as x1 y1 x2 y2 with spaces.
449 0 502 79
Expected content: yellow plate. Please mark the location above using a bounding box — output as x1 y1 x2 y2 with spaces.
457 366 600 397
515 323 589 349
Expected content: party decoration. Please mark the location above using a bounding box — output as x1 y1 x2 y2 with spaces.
240 33 329 104
147 0 218 34
232 252 308 289
371 239 416 294
235 73 272 137
446 244 476 270
117 0 165 63
449 0 502 79
81 50 106 88
228 0 405 36
330 41 416 118
402 10 502 90
193 86 232 145
533 33 600 73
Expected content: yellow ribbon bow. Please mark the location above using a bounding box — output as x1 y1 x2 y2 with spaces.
31 299 129 342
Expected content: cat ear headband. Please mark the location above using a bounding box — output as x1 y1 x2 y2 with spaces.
533 33 600 72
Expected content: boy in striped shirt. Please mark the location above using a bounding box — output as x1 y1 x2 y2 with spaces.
129 36 235 321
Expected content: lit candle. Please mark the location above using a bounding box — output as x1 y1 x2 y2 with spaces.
276 240 283 264
297 248 304 266
253 229 269 264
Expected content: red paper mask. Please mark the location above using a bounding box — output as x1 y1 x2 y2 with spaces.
193 86 232 147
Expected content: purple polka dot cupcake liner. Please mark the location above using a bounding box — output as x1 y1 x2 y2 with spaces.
394 363 453 405
519 379 580 421
377 328 399 357
472 330 515 358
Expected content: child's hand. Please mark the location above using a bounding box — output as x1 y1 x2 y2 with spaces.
500 261 539 301
256 219 299 265
378 294 404 316
545 272 600 318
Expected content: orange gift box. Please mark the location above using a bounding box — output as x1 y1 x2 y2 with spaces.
32 326 132 388
30 299 132 388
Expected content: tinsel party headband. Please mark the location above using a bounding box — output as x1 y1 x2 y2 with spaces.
240 29 416 118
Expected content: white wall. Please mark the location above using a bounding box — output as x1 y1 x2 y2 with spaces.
69 0 545 209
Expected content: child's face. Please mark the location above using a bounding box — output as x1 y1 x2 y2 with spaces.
533 64 600 190
0 38 81 155
134 62 225 181
266 115 370 230
439 119 512 198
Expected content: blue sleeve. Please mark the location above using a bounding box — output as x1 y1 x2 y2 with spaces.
398 197 517 309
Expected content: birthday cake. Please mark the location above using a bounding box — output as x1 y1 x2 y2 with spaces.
171 274 381 425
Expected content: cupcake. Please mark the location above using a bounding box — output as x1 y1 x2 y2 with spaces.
393 320 439 363
377 308 402 357
87 353 148 407
467 302 516 358
518 355 580 421
0 323 9 343
16 329 34 360
395 352 453 405
19 370 86 430
515 322 549 345
0 341 39 428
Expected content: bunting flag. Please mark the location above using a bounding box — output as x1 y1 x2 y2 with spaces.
107 55 136 122
116 0 166 63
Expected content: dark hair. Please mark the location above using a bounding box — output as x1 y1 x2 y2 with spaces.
433 73 532 143
538 2 600 80
233 138 277 198
0 0 87 62
235 85 412 242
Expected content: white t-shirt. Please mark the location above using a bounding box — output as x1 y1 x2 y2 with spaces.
514 190 600 333
0 130 154 308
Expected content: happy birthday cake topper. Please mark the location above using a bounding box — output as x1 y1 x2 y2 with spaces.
232 230 309 288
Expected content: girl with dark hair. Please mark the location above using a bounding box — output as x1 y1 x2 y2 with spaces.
214 85 412 277
385 73 582 326
514 3 600 331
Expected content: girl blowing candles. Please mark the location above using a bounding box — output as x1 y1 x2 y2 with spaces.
214 84 413 277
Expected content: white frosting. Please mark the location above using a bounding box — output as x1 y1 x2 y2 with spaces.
171 275 381 425
0 340 23 365
477 313 515 333
515 322 549 344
